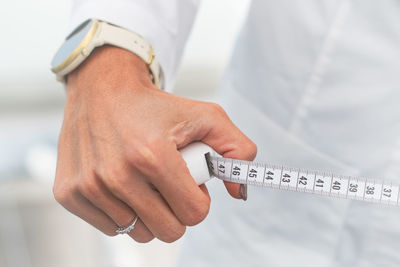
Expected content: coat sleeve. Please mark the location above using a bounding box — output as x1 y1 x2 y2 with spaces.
69 0 201 89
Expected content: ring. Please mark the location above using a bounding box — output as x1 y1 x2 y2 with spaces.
116 216 139 235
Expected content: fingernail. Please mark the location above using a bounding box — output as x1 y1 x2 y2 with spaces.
239 184 247 201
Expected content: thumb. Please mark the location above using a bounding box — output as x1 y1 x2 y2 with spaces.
172 101 257 199
198 103 257 199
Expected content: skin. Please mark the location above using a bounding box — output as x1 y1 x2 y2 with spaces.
53 45 257 243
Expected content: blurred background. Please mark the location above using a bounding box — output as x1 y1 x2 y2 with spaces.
0 0 250 266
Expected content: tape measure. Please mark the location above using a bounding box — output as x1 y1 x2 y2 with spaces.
180 142 400 206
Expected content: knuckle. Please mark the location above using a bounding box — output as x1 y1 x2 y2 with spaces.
103 177 124 196
181 200 210 226
101 173 133 198
246 141 258 161
159 225 186 243
78 176 100 198
53 182 72 205
207 103 227 116
98 160 125 180
125 142 163 174
97 163 129 193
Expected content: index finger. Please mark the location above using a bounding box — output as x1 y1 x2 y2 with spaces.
127 140 211 226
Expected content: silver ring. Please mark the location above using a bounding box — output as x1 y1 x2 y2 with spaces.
116 216 139 235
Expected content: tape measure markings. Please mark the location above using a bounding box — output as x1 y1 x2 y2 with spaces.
207 155 400 206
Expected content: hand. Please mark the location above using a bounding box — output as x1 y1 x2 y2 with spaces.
53 45 257 243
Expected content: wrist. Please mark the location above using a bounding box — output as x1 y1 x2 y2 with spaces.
52 19 163 88
67 45 155 93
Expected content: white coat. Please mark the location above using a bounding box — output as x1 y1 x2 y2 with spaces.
71 0 400 266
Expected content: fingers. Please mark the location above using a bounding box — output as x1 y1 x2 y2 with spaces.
169 101 256 200
125 140 211 228
127 218 154 243
53 186 117 236
77 175 154 242
55 88 255 245
198 103 257 199
199 184 210 198
99 162 188 243
223 181 242 199
221 138 256 200
198 103 257 159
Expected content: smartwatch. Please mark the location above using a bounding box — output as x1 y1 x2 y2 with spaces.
51 19 164 89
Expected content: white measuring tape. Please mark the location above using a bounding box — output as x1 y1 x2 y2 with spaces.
180 142 400 206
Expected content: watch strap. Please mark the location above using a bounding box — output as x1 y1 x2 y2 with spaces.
54 19 164 89
98 21 164 88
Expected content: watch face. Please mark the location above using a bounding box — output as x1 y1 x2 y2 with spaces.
51 19 95 71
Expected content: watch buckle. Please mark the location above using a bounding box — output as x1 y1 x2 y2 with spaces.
147 46 155 66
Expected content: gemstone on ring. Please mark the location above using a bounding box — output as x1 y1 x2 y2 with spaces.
116 216 139 235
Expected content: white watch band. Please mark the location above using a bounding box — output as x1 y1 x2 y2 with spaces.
99 21 163 88
54 20 164 89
